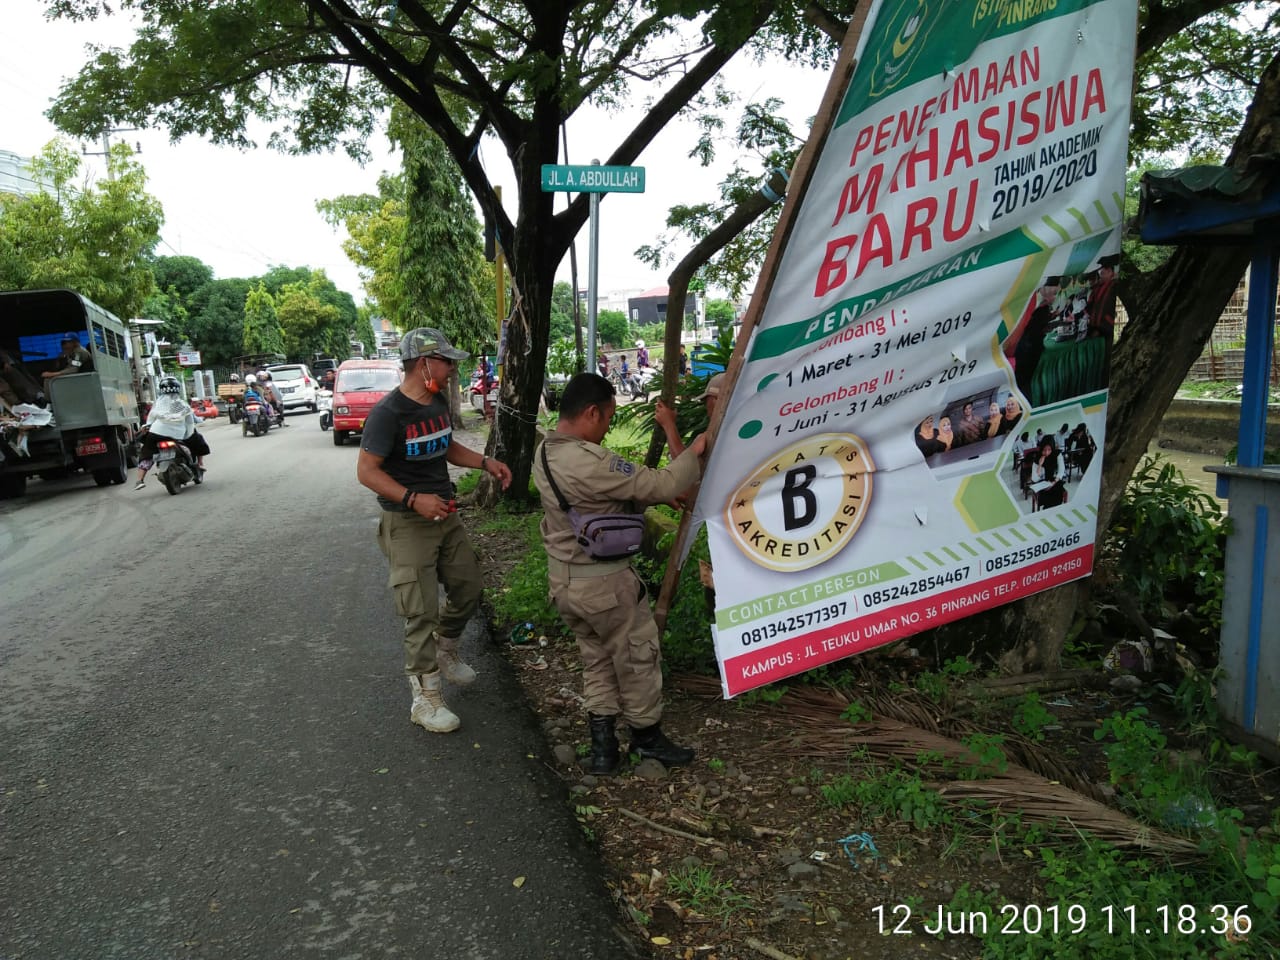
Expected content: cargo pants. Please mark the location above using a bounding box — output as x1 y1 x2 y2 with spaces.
547 557 663 728
377 509 482 675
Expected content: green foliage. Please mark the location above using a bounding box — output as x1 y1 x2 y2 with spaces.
1090 706 1220 831
1010 693 1054 742
482 508 562 637
546 337 580 379
0 140 162 319
738 685 786 705
549 282 578 343
821 767 948 831
664 865 753 920
274 272 344 359
840 700 872 725
596 309 630 351
637 101 807 299
632 524 718 674
1130 9 1278 163
704 298 737 327
1177 379 1254 403
151 255 214 299
1225 444 1280 466
242 282 285 355
394 111 492 358
1102 454 1228 629
186 277 252 366
951 732 1008 779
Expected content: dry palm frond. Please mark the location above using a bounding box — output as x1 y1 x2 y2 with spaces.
673 673 1200 858
935 777 1200 857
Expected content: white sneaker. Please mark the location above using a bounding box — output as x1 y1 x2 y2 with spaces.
408 672 460 733
436 636 477 686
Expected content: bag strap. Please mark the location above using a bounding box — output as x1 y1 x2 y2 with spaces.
539 442 573 513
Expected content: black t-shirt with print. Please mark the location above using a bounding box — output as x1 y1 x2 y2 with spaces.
361 387 454 509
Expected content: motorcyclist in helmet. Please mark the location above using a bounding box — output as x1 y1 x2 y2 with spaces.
242 373 273 418
258 371 287 426
134 375 209 490
634 339 650 369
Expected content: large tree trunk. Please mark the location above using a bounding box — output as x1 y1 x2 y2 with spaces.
474 126 563 506
934 50 1280 672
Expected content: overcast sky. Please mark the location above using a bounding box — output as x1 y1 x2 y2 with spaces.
3 2 829 307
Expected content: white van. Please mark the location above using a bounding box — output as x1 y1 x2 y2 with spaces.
265 363 319 412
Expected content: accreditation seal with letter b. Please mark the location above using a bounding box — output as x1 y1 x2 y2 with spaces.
726 433 875 572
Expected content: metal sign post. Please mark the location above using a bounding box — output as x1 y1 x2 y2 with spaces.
541 161 645 375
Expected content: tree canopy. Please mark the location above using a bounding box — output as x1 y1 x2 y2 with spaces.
242 282 286 355
43 0 845 499
319 111 496 356
0 139 163 320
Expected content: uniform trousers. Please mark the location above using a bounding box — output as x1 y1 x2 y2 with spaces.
548 558 663 728
377 509 482 675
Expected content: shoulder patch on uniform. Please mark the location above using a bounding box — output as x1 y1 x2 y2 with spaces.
609 455 636 476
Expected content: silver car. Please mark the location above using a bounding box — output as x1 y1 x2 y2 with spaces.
265 363 319 412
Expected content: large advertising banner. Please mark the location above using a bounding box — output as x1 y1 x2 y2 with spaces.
694 0 1138 696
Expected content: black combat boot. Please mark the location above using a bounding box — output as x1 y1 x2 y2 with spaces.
629 723 694 767
587 713 621 775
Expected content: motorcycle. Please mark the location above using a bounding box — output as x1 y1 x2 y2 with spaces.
469 373 498 411
153 438 202 495
317 389 333 431
614 366 657 402
241 399 272 437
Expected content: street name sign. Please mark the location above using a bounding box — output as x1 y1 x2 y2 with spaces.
541 164 645 193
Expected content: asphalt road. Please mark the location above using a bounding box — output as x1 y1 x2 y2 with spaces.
0 411 635 960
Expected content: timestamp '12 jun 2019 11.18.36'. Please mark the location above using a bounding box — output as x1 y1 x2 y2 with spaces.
872 902 1254 939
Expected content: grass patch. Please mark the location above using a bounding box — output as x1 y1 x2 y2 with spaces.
664 864 753 920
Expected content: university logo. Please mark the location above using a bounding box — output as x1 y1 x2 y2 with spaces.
726 433 875 572
868 0 935 98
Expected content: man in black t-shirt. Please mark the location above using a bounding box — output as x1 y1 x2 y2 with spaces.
357 326 513 737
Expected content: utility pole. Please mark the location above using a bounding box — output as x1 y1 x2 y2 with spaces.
82 127 141 179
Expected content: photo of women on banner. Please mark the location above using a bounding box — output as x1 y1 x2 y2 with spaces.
675 0 1140 697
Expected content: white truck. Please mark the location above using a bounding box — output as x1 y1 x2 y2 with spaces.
0 289 140 498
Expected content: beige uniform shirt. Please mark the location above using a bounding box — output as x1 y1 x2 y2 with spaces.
534 433 702 565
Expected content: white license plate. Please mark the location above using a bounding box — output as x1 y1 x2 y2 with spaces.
155 450 176 461
77 441 108 456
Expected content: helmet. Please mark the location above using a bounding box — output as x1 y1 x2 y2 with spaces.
229 373 241 383
634 340 645 348
158 376 182 396
245 374 258 385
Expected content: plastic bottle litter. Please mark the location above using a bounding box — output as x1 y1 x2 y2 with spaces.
1161 794 1218 830
510 622 536 645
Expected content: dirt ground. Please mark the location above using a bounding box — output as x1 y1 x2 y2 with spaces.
452 428 1277 960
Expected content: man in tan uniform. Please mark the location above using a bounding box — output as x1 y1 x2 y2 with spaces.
533 372 707 774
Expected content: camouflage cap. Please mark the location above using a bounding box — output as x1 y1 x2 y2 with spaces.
400 327 470 362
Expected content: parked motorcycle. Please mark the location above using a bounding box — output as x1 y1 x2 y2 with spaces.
241 399 272 437
153 438 202 495
317 389 333 431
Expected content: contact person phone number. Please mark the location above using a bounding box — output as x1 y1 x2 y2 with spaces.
739 602 848 647
861 566 970 608
984 531 1081 573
